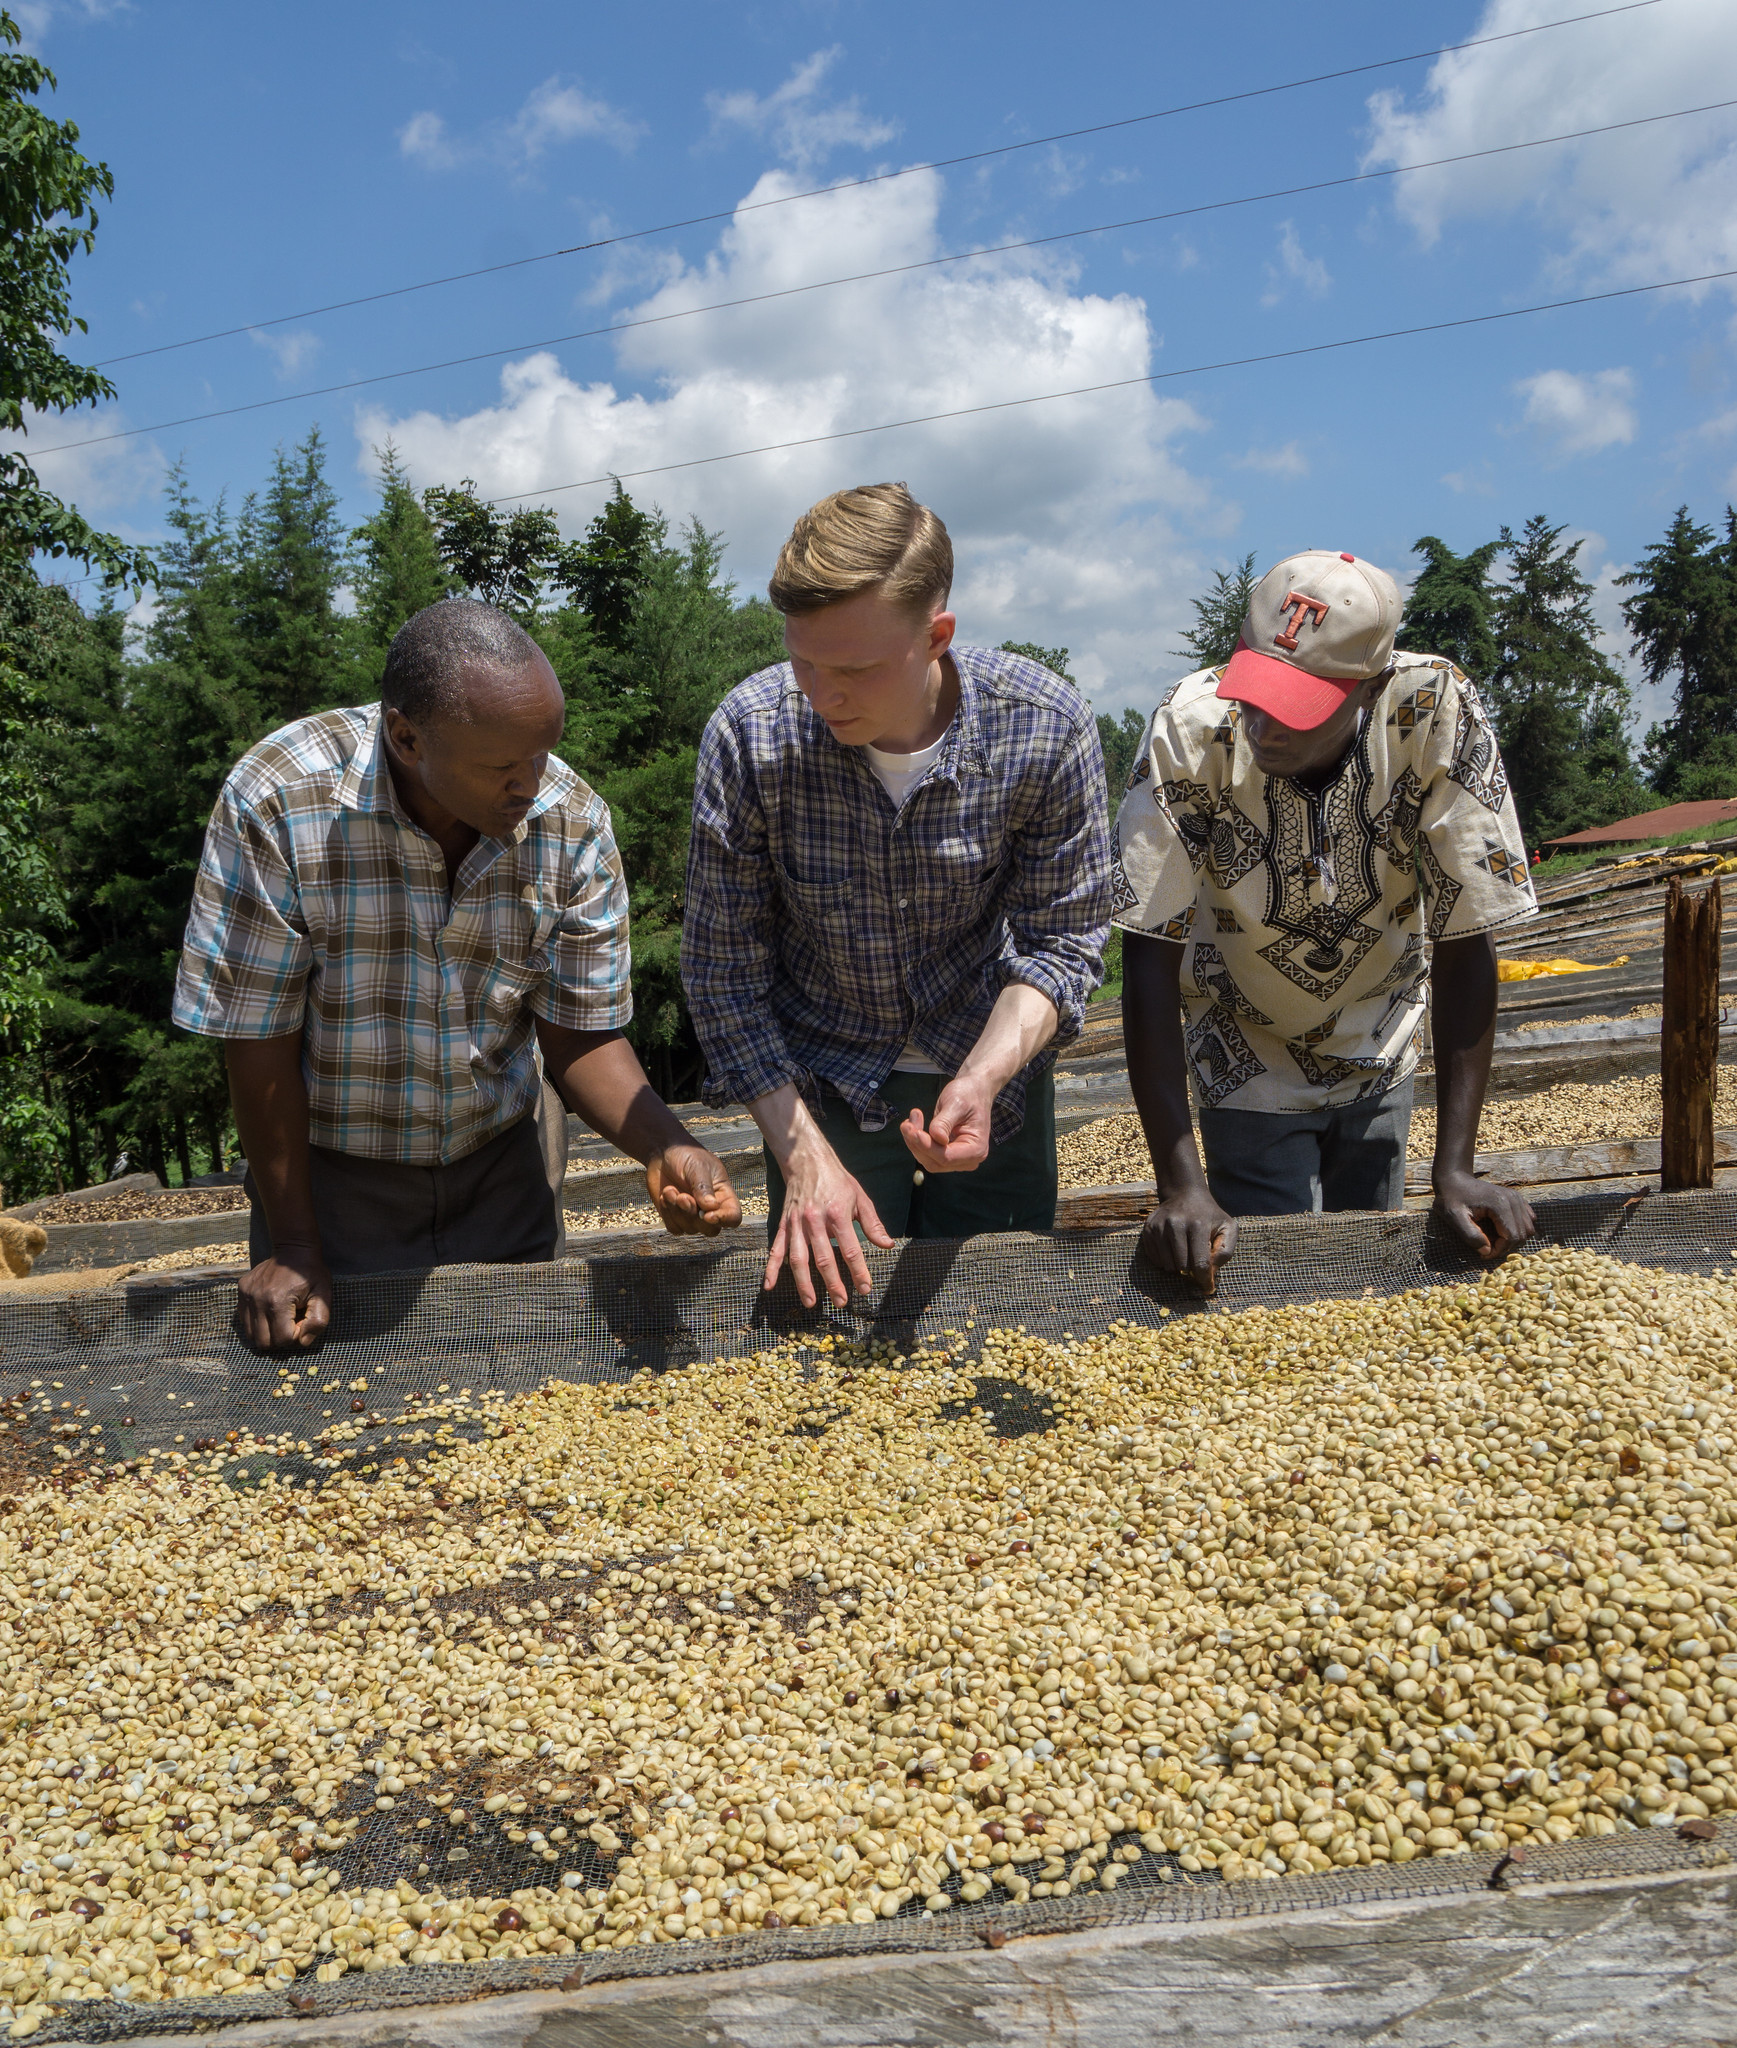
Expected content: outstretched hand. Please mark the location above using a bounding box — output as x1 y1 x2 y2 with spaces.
900 1074 995 1173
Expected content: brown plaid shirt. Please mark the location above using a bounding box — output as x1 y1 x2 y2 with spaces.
173 705 632 1164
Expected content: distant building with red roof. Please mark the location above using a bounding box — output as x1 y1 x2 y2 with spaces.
1541 798 1737 850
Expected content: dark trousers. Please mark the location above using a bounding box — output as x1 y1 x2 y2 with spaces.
1196 1082 1413 1216
765 1071 1057 1240
247 1083 567 1275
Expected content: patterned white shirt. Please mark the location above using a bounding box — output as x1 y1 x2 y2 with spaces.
1110 655 1536 1112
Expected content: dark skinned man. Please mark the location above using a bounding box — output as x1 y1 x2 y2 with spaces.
1109 549 1537 1289
174 598 740 1352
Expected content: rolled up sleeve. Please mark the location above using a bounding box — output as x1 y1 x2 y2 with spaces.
535 801 636 1032
682 708 803 1108
995 713 1112 1047
172 784 312 1040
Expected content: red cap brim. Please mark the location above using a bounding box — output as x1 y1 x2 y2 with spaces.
1217 644 1357 732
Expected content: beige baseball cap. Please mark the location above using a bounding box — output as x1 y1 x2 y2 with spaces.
1216 549 1403 731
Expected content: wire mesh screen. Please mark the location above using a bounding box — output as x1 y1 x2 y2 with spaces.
0 1189 1731 2040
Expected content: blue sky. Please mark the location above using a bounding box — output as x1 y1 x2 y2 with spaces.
13 0 1737 731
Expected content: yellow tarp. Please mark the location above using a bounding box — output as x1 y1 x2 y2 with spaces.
1497 955 1629 981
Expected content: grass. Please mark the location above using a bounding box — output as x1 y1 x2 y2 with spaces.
1093 926 1123 1005
1531 821 1737 886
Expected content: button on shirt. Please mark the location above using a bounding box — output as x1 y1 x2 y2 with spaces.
683 645 1112 1141
172 705 633 1164
1110 654 1536 1112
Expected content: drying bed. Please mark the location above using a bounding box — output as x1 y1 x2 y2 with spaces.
0 1192 1730 2038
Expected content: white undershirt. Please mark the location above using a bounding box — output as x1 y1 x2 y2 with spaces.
864 727 953 1074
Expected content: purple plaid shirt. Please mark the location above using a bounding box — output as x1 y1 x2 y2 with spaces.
683 645 1110 1141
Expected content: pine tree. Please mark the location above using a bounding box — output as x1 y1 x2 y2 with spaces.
1397 536 1501 679
348 442 456 686
1619 506 1737 792
1174 554 1258 668
234 428 346 725
552 481 657 654
1484 516 1642 841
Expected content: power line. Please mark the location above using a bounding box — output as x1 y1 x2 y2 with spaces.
479 265 1737 504
90 0 1664 369
31 96 1732 461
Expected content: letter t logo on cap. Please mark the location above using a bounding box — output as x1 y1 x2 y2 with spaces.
1273 591 1330 652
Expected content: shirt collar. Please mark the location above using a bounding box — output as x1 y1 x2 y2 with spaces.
335 706 399 818
794 650 993 781
335 703 578 842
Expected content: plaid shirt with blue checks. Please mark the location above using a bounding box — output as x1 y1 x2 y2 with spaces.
172 705 632 1165
683 645 1111 1142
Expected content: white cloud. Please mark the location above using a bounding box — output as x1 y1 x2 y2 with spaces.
0 405 165 522
1260 222 1331 307
509 78 642 157
1232 441 1309 478
1363 0 1737 293
10 0 124 46
399 75 639 173
360 162 1221 718
397 110 456 169
250 328 322 379
1514 366 1637 456
705 50 898 172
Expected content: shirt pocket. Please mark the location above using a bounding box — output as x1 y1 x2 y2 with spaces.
772 858 856 939
927 847 1009 936
471 946 553 1065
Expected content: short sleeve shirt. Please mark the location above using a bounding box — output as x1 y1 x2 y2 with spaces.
1110 654 1537 1112
172 705 632 1164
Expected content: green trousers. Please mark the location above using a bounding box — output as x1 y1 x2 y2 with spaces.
764 1070 1057 1240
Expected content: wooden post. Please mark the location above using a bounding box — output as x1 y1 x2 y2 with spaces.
1661 874 1722 1189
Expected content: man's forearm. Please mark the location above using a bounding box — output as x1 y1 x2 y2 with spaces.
956 983 1059 1096
1123 933 1209 1196
536 1023 700 1165
749 1081 827 1172
224 1035 321 1252
1429 930 1499 1182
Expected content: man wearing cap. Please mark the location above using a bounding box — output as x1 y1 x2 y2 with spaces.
1111 549 1538 1283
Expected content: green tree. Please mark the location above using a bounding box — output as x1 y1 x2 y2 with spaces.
552 480 657 653
1174 553 1257 669
0 11 152 588
577 519 785 1098
422 479 565 617
998 640 1074 680
234 428 347 725
1619 506 1737 792
347 442 456 689
0 8 156 1197
1397 536 1501 679
1484 516 1643 841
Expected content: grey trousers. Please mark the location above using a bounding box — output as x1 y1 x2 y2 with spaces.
1197 1082 1413 1216
246 1082 568 1275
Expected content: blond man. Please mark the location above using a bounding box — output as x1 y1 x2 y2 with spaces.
682 484 1111 1308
